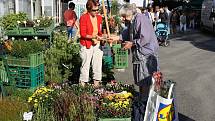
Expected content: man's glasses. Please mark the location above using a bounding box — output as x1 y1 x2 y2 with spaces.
92 9 99 12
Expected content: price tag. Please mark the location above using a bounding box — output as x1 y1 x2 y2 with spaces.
23 112 33 121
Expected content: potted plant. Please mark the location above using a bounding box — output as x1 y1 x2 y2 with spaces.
19 20 35 35
0 12 27 35
96 83 134 120
6 39 45 67
34 16 54 35
4 40 45 88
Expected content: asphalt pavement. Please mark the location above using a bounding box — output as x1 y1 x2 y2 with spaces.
115 30 215 121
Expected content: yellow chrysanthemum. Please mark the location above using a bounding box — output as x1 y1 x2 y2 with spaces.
122 104 127 108
34 99 38 103
123 100 129 105
34 103 38 107
28 97 32 103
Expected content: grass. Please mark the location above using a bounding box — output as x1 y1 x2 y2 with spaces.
0 97 29 121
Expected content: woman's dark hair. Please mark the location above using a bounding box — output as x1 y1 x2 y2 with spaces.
86 0 98 11
69 2 75 10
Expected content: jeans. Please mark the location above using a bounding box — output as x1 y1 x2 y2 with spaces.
67 27 77 41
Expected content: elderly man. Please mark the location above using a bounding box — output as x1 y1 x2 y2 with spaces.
119 4 159 101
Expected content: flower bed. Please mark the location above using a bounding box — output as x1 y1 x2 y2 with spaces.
96 83 134 119
26 82 134 120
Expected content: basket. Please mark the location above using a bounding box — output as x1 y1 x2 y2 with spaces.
7 64 44 88
112 44 128 69
19 27 35 35
5 28 19 35
6 52 44 67
35 27 52 35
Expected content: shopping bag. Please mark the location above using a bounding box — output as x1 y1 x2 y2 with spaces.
144 78 178 121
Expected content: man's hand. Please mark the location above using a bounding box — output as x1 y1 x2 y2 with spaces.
122 41 133 50
107 35 120 44
96 35 102 41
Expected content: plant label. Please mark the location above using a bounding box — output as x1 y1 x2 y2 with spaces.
23 112 33 121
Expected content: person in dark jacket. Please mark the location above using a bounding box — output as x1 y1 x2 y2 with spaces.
159 8 168 24
119 4 159 120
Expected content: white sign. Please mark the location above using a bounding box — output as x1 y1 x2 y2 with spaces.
130 0 143 7
23 112 33 121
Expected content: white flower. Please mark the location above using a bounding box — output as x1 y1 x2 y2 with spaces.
34 36 38 40
24 38 27 41
11 37 15 40
121 91 128 94
17 21 21 24
23 21 27 24
37 20 41 23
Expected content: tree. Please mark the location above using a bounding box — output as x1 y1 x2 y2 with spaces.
111 0 119 15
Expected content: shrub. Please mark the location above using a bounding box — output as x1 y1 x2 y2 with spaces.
4 86 33 101
44 31 81 83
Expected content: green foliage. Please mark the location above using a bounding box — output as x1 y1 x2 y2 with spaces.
9 39 45 58
29 87 57 121
0 12 28 29
102 16 121 34
34 16 54 28
33 103 56 121
4 86 33 101
44 31 81 83
53 89 96 121
0 98 29 121
111 0 120 15
28 86 96 121
65 84 95 96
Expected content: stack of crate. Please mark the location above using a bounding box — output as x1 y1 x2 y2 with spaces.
6 52 44 89
0 59 8 84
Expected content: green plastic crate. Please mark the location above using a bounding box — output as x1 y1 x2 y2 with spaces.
6 52 44 67
112 44 128 69
35 27 52 35
19 27 35 35
7 64 44 88
5 28 19 35
0 60 9 84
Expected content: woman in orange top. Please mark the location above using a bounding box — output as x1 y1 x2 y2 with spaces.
79 0 103 87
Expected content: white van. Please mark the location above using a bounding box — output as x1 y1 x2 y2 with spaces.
201 0 215 32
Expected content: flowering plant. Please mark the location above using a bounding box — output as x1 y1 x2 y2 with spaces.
98 91 133 118
34 16 53 28
28 86 54 108
96 82 134 118
0 12 27 29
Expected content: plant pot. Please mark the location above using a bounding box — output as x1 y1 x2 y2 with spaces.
6 52 44 67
